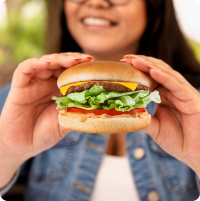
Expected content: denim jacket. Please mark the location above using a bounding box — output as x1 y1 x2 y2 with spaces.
0 84 199 201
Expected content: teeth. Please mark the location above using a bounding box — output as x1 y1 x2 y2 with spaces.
83 17 110 26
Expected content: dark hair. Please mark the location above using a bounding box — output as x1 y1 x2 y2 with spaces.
60 0 200 87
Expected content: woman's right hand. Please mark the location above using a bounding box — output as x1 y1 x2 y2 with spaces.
0 53 93 162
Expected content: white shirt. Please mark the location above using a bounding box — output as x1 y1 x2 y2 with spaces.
90 154 140 201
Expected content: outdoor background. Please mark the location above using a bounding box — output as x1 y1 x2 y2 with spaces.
0 0 47 87
0 0 200 88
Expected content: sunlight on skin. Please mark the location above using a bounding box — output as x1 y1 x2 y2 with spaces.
0 0 6 6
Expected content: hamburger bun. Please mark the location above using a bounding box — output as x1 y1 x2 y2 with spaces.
58 61 154 90
58 113 151 134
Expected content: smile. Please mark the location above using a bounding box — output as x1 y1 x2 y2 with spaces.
82 17 116 27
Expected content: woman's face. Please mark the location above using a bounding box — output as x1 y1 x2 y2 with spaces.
65 0 147 60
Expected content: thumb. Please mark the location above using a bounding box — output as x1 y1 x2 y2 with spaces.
59 126 73 139
142 115 159 142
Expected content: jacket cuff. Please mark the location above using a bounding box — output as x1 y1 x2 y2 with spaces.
0 169 20 196
196 174 200 193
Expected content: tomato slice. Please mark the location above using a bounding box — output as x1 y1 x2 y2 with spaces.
66 107 145 116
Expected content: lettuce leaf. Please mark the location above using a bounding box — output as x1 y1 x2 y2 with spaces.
52 86 161 112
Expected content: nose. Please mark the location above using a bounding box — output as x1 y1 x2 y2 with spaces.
85 0 112 8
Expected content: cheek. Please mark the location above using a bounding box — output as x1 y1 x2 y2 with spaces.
120 2 147 39
64 2 77 28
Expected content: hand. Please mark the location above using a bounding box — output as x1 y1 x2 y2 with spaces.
121 55 200 176
0 53 93 162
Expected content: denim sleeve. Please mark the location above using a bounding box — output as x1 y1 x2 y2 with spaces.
196 175 200 193
0 169 20 196
0 83 11 114
196 88 200 193
0 83 15 196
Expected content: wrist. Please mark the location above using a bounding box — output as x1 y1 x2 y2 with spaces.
0 144 26 188
0 143 26 168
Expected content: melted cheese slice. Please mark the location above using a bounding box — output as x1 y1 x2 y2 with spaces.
60 81 139 95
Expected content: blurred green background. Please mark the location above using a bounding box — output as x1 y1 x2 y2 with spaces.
0 0 200 88
0 0 47 87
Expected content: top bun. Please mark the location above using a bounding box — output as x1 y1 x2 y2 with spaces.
58 61 153 89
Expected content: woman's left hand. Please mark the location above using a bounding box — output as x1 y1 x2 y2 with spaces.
121 54 200 177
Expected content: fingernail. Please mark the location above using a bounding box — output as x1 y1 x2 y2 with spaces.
86 56 94 60
84 56 94 60
39 58 51 63
124 55 135 59
120 59 127 62
124 55 146 61
80 54 94 60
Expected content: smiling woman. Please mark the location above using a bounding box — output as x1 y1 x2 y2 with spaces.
64 0 147 61
60 0 200 86
1 0 200 201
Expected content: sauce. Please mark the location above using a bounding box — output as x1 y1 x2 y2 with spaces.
59 109 148 122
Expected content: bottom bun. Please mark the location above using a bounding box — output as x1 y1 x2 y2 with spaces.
58 113 151 134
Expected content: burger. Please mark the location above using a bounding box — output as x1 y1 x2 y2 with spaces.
52 61 161 134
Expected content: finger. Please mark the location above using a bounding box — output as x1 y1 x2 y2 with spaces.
123 54 172 74
122 55 189 85
34 53 93 80
124 54 171 69
33 68 54 80
159 81 200 114
13 53 94 88
142 106 178 144
142 113 160 142
150 68 200 103
159 86 181 107
63 52 94 59
121 55 195 100
12 58 51 88
121 57 164 75
41 54 81 69
36 53 94 79
120 58 132 65
126 56 170 74
120 58 159 91
137 55 171 69
41 53 93 70
52 68 66 78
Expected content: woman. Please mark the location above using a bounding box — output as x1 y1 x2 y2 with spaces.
1 0 200 200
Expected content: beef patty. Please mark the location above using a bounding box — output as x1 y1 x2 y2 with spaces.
65 82 149 96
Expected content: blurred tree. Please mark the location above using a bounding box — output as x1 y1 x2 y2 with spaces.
0 0 47 87
6 0 31 13
190 40 200 63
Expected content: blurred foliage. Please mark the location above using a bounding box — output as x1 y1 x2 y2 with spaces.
0 49 4 65
190 40 200 63
0 0 199 71
0 0 47 68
